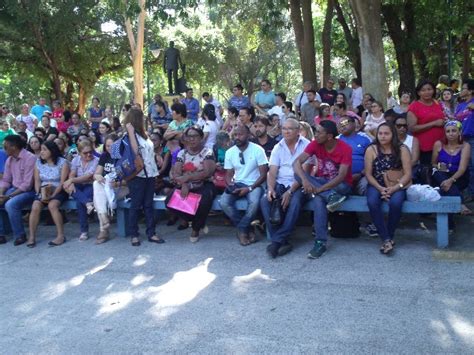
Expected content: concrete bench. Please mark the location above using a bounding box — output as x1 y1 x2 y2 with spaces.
115 195 461 248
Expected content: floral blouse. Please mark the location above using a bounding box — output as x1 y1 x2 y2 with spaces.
176 147 215 183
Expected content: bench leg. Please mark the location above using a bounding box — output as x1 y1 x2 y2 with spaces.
436 213 449 248
117 208 127 238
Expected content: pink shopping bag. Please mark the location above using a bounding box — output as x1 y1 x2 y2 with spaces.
167 190 202 215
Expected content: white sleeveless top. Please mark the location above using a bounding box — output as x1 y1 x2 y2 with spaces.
403 135 414 153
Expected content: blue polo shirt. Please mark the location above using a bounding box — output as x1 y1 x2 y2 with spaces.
31 104 51 123
182 98 200 122
338 133 371 174
255 90 276 111
228 95 250 111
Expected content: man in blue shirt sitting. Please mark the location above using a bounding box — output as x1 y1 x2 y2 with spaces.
254 79 276 115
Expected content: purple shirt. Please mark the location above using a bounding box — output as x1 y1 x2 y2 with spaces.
0 149 36 191
71 155 99 178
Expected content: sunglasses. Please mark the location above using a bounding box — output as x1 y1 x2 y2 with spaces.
239 151 245 165
396 124 408 128
339 120 351 127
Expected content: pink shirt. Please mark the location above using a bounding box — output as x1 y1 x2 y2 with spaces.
0 149 36 191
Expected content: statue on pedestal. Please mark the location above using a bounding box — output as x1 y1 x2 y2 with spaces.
163 41 183 95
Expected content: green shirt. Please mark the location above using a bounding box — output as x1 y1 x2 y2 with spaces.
0 129 15 148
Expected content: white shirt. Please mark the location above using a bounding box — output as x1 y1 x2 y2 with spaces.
352 87 363 108
209 99 223 128
136 134 158 178
203 120 219 149
269 135 310 187
224 142 268 186
267 105 284 121
293 92 322 109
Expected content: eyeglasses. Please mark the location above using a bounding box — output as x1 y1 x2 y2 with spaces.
396 124 408 128
186 134 200 140
282 127 298 131
239 151 245 165
82 150 93 155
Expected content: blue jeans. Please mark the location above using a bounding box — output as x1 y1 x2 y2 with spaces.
219 186 263 234
465 137 474 195
72 183 93 233
295 173 351 242
260 184 307 244
366 185 406 241
127 177 156 238
0 188 35 238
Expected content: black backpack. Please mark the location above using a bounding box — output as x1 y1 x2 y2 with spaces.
328 212 360 238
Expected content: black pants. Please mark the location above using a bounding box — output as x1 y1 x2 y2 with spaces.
167 69 178 94
167 182 216 232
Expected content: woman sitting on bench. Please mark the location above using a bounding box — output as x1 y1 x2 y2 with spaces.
431 121 472 229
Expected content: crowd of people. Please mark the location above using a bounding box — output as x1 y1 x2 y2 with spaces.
0 76 472 259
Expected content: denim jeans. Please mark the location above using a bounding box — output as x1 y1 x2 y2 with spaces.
126 177 156 238
295 173 351 242
72 183 93 233
0 188 35 238
260 184 308 244
465 137 474 195
366 185 406 241
219 186 263 234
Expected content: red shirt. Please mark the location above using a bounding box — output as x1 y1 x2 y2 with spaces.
304 139 353 185
408 100 445 152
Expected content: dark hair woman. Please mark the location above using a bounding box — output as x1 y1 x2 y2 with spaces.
431 121 472 225
28 141 70 247
27 135 43 157
364 123 412 255
123 108 164 246
163 103 192 141
166 126 217 243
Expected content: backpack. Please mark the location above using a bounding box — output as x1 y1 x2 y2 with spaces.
111 133 145 180
328 211 360 238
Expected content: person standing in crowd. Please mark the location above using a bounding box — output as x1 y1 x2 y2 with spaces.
364 123 412 255
294 81 315 117
254 79 276 115
67 113 86 140
364 101 386 139
168 126 217 243
220 125 268 246
16 104 38 132
181 88 200 123
293 120 352 259
202 104 219 149
63 140 99 241
88 97 105 132
267 92 286 124
351 78 363 109
407 79 445 166
440 89 456 121
300 89 321 127
261 118 310 258
124 108 164 246
163 103 193 141
318 78 338 106
0 135 36 246
455 79 474 197
228 84 250 111
251 116 277 158
28 141 70 247
202 92 223 128
338 116 371 195
31 98 51 125
386 91 398 110
431 121 471 220
337 78 352 105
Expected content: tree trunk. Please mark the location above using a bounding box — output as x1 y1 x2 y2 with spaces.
124 0 146 109
289 0 317 84
334 0 361 79
461 33 472 79
322 0 334 85
65 82 74 107
77 82 88 115
381 2 416 97
348 0 387 104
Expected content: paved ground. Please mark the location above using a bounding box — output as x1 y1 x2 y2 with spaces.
1 211 474 354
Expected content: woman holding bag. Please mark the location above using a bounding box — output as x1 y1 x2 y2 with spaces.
167 126 217 243
364 123 412 255
124 108 164 246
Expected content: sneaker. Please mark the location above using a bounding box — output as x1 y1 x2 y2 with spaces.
307 241 327 259
365 223 379 238
326 193 347 212
266 242 281 258
79 233 89 241
278 242 293 257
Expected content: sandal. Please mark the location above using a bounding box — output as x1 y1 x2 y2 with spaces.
460 205 473 216
131 237 141 246
380 241 393 255
190 230 200 243
148 235 165 244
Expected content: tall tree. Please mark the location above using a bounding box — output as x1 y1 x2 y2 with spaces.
322 0 335 85
348 0 387 103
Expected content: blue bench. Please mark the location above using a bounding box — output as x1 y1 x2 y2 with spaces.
115 195 461 248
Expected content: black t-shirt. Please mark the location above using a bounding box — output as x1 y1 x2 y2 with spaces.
252 136 276 158
318 88 338 106
45 127 59 138
99 152 115 176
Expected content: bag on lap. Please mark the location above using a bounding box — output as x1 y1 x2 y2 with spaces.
328 211 360 238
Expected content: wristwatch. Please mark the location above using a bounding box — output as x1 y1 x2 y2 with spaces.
248 186 253 192
398 183 404 189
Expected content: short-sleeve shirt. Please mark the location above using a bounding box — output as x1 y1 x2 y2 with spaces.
88 107 105 130
304 139 353 185
269 136 310 187
318 88 338 106
16 114 37 132
36 157 68 187
408 100 445 152
228 95 250 111
71 155 99 178
98 152 115 176
136 134 159 178
31 105 51 123
255 90 276 110
203 120 219 148
168 119 193 132
251 137 277 158
176 147 215 183
338 133 371 174
224 142 268 186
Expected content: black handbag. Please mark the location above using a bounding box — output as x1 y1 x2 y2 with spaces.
269 198 284 226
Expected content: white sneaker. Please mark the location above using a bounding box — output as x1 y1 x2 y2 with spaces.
79 233 89 241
